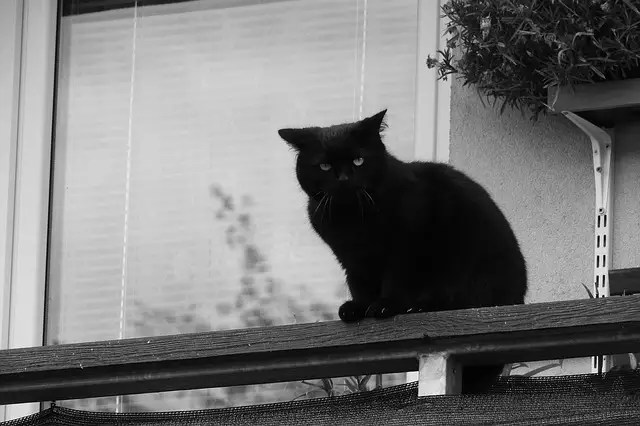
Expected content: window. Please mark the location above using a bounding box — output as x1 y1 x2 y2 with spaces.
1 0 450 418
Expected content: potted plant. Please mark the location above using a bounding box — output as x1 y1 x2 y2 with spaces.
427 0 640 124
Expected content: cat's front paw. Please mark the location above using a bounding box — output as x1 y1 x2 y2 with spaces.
338 300 368 322
365 299 406 319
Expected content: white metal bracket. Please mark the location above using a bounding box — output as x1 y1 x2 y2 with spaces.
562 111 615 373
562 112 613 216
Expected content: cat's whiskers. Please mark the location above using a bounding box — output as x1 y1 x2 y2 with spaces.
320 195 331 226
362 189 375 206
311 193 327 220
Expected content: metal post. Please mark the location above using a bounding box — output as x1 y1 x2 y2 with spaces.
562 111 615 373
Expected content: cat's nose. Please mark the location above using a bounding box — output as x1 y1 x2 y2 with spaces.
338 172 349 181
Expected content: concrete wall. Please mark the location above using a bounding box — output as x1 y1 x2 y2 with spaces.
448 80 640 375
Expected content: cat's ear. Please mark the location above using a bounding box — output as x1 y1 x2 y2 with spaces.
278 128 312 151
360 109 387 135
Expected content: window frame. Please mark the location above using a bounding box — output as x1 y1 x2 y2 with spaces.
414 0 451 164
0 0 23 358
0 0 58 421
0 0 451 419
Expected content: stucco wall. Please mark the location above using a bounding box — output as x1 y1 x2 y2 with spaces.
448 81 640 375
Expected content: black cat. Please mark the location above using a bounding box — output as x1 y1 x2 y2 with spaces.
278 109 527 391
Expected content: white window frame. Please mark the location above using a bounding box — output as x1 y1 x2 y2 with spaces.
0 0 57 421
0 0 450 420
414 0 451 164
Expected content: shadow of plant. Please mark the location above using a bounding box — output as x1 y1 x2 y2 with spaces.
54 183 404 412
129 184 389 410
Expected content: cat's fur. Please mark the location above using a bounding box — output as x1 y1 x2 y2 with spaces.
278 109 527 392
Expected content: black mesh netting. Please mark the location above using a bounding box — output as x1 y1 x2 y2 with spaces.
4 371 640 426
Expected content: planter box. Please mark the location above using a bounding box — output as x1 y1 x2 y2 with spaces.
547 78 640 127
610 267 640 296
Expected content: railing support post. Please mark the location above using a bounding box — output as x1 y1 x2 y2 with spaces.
417 352 462 396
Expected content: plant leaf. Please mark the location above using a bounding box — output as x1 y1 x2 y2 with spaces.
581 283 595 299
623 0 640 17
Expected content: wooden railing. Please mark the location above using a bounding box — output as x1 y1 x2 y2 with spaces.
1 296 640 405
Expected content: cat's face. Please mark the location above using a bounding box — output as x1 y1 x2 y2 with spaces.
278 110 388 200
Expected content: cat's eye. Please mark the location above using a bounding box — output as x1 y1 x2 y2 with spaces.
353 157 364 166
319 163 332 171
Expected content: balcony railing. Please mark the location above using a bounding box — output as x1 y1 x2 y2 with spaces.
1 295 640 405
